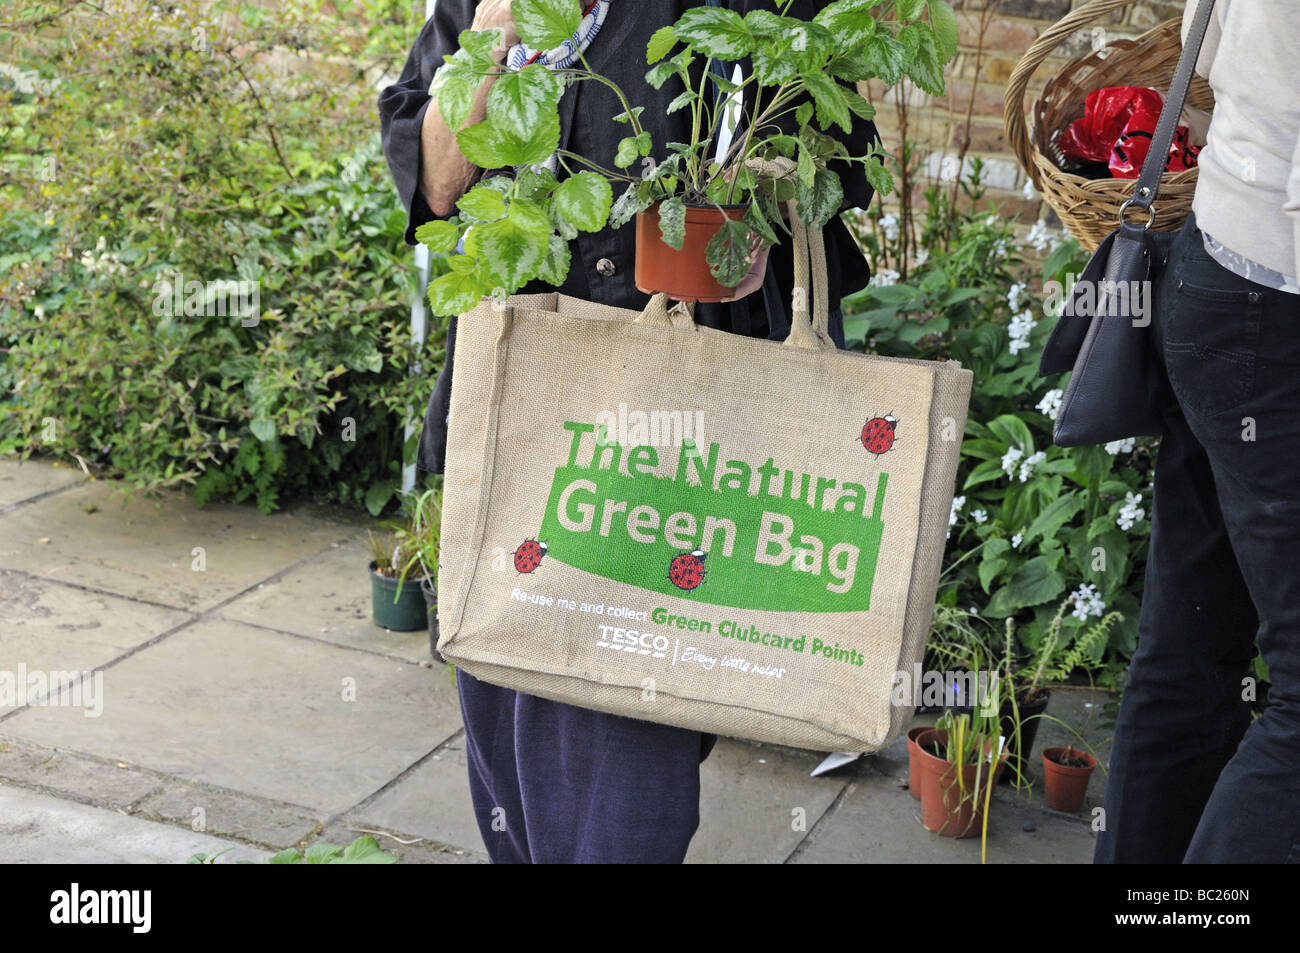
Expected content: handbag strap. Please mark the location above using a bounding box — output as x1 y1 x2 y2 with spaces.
1124 0 1216 225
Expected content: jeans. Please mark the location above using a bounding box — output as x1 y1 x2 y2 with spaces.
1095 211 1300 863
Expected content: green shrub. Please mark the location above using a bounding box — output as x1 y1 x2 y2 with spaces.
846 162 1153 680
1 0 437 514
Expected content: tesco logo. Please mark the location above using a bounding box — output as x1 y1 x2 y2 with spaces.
596 625 669 658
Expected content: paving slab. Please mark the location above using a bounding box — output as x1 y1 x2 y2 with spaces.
347 734 486 855
687 738 848 864
0 572 191 715
0 738 164 809
0 783 268 864
0 479 353 611
132 782 327 849
220 538 433 663
1 617 463 814
0 458 86 510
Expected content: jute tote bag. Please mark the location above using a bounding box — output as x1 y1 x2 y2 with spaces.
438 213 972 752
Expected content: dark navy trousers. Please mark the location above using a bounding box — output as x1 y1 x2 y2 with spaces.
457 668 717 863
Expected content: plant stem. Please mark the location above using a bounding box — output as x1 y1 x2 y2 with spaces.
570 52 643 138
554 149 639 183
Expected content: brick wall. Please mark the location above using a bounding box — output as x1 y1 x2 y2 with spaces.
862 0 1189 235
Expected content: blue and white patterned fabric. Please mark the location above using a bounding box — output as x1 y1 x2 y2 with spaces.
504 0 612 72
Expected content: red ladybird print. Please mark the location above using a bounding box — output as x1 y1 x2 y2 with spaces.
668 549 707 591
859 414 898 456
513 538 548 573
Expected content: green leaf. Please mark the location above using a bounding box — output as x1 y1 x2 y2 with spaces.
414 220 459 253
538 232 572 285
796 143 816 188
815 0 879 51
706 218 755 288
983 557 1066 618
1025 494 1084 544
928 0 959 60
336 836 398 865
304 842 343 864
903 26 946 96
863 154 894 196
250 418 275 443
456 186 506 222
456 109 559 168
465 202 551 293
843 88 876 121
267 848 302 864
861 31 906 84
615 134 650 169
744 197 780 245
612 105 645 124
657 196 686 250
644 60 678 90
609 181 653 229
514 0 583 50
666 89 696 114
803 71 852 134
672 6 754 59
963 458 1005 490
487 65 563 143
795 167 844 230
795 101 814 127
427 266 485 317
647 25 677 64
896 0 926 20
364 481 397 517
988 413 1035 455
431 68 477 132
553 171 612 232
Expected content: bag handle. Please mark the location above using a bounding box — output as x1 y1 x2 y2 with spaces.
1122 0 1216 226
636 200 832 351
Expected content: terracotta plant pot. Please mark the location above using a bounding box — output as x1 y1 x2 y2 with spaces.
1041 746 1098 813
634 202 770 303
906 724 931 801
916 728 1008 839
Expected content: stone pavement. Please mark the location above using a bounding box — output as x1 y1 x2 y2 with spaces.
0 457 1108 864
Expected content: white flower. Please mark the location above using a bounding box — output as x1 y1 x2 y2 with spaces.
971 509 988 524
914 248 929 267
993 237 1009 257
986 213 998 226
1021 178 1037 201
870 267 900 288
33 304 45 320
1025 218 1053 253
1011 532 1024 549
1068 583 1106 621
879 213 899 242
1001 446 1024 477
1008 309 1037 354
947 495 966 538
1104 437 1136 455
1007 281 1027 312
1117 491 1146 531
1036 388 1064 421
1018 450 1046 483
969 606 980 615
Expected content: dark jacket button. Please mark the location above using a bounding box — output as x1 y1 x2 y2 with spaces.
596 257 616 276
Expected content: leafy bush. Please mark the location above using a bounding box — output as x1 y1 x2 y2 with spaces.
0 0 435 514
846 163 1154 681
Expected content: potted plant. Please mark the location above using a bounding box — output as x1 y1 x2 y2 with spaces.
366 530 428 632
394 487 445 662
1041 745 1098 813
998 601 1121 787
915 707 1009 859
418 0 957 312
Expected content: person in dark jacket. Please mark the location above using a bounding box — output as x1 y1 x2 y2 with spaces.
379 0 878 863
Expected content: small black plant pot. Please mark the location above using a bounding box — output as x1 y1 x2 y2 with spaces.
369 561 428 632
420 576 444 664
998 690 1051 786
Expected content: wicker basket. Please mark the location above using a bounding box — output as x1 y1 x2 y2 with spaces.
1005 0 1215 252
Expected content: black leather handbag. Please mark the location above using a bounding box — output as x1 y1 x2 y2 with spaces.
1037 0 1216 447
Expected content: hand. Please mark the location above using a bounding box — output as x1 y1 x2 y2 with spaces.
471 0 520 57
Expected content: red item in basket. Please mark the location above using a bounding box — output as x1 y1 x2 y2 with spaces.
1059 85 1199 179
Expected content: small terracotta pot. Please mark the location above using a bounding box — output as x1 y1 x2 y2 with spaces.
906 724 931 801
1041 746 1098 813
634 202 770 303
916 729 1008 839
